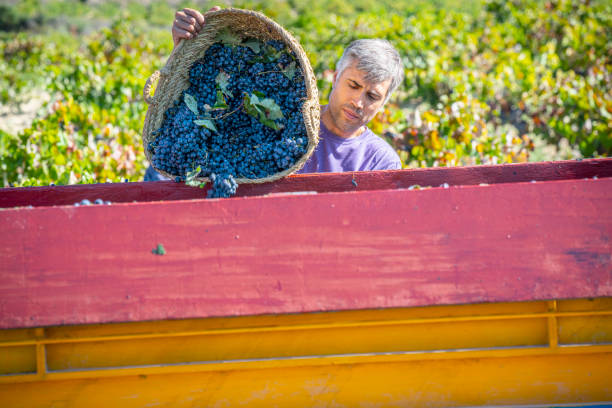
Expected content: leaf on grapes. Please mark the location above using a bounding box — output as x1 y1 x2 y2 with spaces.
215 71 232 98
185 165 207 188
265 45 283 61
184 93 199 116
185 165 200 182
213 90 229 109
282 61 296 80
243 94 259 118
186 179 206 188
194 119 217 132
216 29 242 48
262 118 282 130
250 45 283 63
259 97 284 120
243 40 261 53
243 92 284 130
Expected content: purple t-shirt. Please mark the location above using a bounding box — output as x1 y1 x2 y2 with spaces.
297 120 402 174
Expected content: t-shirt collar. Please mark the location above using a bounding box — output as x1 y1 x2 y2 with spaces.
320 115 370 145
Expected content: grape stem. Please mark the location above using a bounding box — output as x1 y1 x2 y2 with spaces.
216 101 243 120
256 70 283 75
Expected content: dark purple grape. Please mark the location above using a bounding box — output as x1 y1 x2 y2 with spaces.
151 38 309 199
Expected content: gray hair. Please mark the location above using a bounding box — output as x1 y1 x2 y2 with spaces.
335 39 404 105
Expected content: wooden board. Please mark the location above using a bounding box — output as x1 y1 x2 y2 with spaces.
1 176 610 329
1 158 610 208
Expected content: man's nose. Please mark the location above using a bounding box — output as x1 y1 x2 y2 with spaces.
352 93 365 110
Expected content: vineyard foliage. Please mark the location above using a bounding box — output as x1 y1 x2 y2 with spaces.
0 0 610 186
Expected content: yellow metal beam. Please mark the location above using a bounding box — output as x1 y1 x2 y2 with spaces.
34 328 46 380
548 300 559 348
1 343 612 384
1 298 610 406
1 307 610 348
1 352 611 407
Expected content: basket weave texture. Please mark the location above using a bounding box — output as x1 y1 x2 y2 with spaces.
142 8 320 184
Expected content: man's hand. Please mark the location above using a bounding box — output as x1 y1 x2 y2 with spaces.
172 6 221 47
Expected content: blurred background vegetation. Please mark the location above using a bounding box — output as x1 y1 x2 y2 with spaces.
0 0 610 186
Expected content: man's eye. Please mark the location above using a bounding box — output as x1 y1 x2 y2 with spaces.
367 93 378 101
348 83 358 89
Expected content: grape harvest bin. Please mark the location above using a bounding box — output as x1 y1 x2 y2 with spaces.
1 159 611 407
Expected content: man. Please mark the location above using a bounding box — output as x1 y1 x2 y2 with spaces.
144 7 403 181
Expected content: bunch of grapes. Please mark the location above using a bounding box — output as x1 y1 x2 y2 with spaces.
148 35 309 198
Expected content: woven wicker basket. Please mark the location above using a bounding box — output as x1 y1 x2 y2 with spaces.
142 8 320 184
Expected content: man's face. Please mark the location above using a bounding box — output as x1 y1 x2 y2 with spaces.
326 61 392 137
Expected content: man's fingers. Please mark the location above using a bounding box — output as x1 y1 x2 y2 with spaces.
172 27 193 40
182 8 205 29
175 14 200 32
174 12 200 32
173 6 221 45
174 18 196 34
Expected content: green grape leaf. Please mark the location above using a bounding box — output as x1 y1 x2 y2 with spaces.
185 165 207 188
243 93 259 117
213 90 229 109
250 45 284 63
215 71 232 98
243 40 261 53
184 93 199 116
266 46 284 61
216 29 242 48
259 97 285 120
243 92 284 130
261 118 282 130
185 165 200 181
282 61 296 80
194 119 217 132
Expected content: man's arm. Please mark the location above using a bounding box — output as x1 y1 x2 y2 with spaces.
144 6 223 182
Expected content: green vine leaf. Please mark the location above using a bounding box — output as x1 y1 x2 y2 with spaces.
282 61 296 80
216 29 242 48
185 165 207 188
243 94 259 117
184 93 199 116
243 92 284 130
261 118 282 131
194 119 217 132
213 90 229 110
215 71 232 99
251 45 284 64
259 98 284 120
242 40 261 53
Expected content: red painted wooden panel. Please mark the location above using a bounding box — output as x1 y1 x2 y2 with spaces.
1 158 610 208
1 177 610 329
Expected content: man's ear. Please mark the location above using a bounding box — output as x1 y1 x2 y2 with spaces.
332 71 338 88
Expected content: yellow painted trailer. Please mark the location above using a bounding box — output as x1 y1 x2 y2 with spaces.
1 159 611 407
